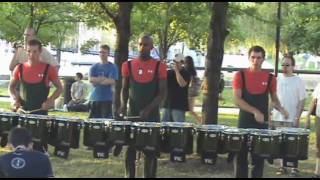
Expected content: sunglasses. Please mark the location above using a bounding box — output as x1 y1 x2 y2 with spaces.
281 64 291 67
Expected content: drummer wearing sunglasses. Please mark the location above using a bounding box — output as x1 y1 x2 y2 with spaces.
272 55 307 177
233 46 289 178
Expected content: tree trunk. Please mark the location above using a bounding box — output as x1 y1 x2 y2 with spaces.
113 2 133 117
202 2 229 124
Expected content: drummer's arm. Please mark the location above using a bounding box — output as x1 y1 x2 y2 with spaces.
270 91 289 119
44 79 63 110
9 73 21 110
120 77 129 109
295 98 306 127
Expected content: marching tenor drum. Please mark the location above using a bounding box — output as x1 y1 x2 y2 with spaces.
196 124 228 164
248 129 282 158
83 118 113 159
18 114 52 153
0 112 19 147
221 128 248 153
131 122 162 153
49 117 83 159
107 120 132 146
277 127 310 160
161 122 195 162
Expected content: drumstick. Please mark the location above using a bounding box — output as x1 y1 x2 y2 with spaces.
124 116 141 119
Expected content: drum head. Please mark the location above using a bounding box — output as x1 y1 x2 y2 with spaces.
111 121 132 126
198 124 228 131
223 128 247 135
277 127 310 135
163 122 194 128
251 129 281 136
87 118 113 124
132 122 161 127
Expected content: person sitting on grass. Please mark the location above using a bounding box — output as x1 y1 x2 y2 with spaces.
64 72 88 112
0 127 54 178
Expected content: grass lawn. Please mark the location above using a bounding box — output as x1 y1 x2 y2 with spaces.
0 101 318 178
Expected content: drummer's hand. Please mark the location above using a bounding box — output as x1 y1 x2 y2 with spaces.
253 110 264 124
11 99 21 111
281 108 289 119
118 104 127 117
41 99 54 110
140 107 152 121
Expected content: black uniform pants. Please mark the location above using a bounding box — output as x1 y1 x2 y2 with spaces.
125 145 158 178
235 142 265 178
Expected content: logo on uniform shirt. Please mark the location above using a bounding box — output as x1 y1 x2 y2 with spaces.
138 68 143 75
11 157 26 169
147 70 153 74
262 82 268 86
38 74 44 78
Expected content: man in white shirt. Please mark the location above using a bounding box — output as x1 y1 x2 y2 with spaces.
65 72 88 112
9 27 59 72
272 55 308 177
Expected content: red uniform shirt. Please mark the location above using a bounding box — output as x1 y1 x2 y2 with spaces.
122 58 167 83
13 62 59 87
233 69 277 94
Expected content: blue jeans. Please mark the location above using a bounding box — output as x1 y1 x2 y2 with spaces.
162 108 186 122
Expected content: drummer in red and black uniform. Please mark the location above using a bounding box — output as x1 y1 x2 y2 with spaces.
233 45 289 178
119 35 167 178
9 39 63 116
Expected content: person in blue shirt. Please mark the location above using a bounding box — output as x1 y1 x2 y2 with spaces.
88 44 119 118
0 127 54 178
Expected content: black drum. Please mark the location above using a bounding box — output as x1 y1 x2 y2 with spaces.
49 117 83 149
161 122 194 154
277 127 310 160
107 121 131 146
0 112 19 147
131 122 162 152
197 124 228 154
83 118 112 147
249 129 282 158
221 128 248 153
18 114 52 152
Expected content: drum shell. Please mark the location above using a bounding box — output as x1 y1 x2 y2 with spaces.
197 130 220 154
50 118 82 149
250 133 282 158
83 121 108 147
162 126 194 154
0 113 19 134
221 132 247 153
108 122 131 145
282 133 309 160
18 115 51 145
131 125 161 152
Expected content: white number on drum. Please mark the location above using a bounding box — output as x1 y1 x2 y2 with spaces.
58 123 65 127
141 129 149 133
1 118 8 122
171 129 179 134
209 134 216 138
29 120 36 125
232 137 240 141
93 125 100 130
288 137 296 141
262 138 270 142
114 127 121 131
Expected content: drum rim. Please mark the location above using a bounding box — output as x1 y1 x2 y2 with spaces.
276 127 310 135
110 121 132 125
162 122 194 127
222 128 248 134
132 122 162 127
197 124 228 131
250 129 282 136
